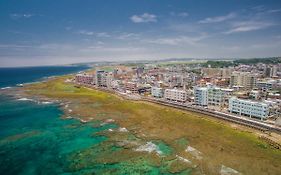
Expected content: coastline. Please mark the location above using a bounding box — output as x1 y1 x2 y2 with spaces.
13 74 281 175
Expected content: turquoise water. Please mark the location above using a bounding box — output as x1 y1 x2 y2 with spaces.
0 95 116 175
0 66 189 174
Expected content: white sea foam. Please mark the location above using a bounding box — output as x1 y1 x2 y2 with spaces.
118 127 128 132
108 129 113 132
78 118 87 123
1 87 11 90
105 119 115 123
185 146 203 160
68 109 72 112
135 142 162 155
41 101 53 104
176 155 192 164
17 98 34 101
220 165 241 175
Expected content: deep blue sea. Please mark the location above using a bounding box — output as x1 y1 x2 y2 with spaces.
0 65 116 174
0 65 90 88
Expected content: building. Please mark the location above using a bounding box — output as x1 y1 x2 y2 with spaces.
229 97 269 120
265 66 278 78
95 70 112 87
75 74 94 85
194 85 233 107
164 89 187 102
151 87 164 98
208 86 226 107
194 86 208 106
230 72 257 90
125 82 138 93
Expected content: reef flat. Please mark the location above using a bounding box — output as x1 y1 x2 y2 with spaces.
21 76 281 175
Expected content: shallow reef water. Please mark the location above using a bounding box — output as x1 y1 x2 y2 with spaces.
0 95 191 175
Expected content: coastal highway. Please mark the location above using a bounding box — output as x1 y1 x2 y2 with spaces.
142 97 281 134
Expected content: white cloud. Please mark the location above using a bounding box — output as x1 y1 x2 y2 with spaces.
116 33 140 40
143 34 208 46
224 21 274 34
77 30 95 35
170 12 189 17
267 9 281 13
130 13 157 23
199 13 236 24
10 13 34 19
0 44 33 48
77 30 110 37
96 32 110 37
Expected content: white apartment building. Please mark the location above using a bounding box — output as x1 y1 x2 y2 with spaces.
194 86 208 106
208 86 226 107
194 86 233 107
151 87 164 98
164 89 187 102
95 70 112 87
229 97 269 120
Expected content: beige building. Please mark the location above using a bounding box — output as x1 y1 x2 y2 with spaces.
230 72 256 90
164 89 187 102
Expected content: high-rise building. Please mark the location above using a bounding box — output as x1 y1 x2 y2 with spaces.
264 66 278 78
230 72 256 90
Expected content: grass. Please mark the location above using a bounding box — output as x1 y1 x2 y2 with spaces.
24 76 281 175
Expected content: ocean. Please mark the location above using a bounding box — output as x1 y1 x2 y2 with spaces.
0 65 190 175
0 65 115 174
0 65 90 88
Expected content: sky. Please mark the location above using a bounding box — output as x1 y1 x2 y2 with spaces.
0 0 281 67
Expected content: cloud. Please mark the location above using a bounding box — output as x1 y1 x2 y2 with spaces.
170 12 189 17
77 30 95 35
143 34 208 46
251 5 266 11
199 13 236 24
10 13 34 19
267 9 281 13
80 46 144 53
116 33 140 40
77 30 110 37
224 21 274 34
96 32 110 37
0 44 34 48
130 13 157 23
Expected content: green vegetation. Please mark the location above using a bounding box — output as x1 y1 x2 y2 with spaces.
234 57 281 65
201 60 235 68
